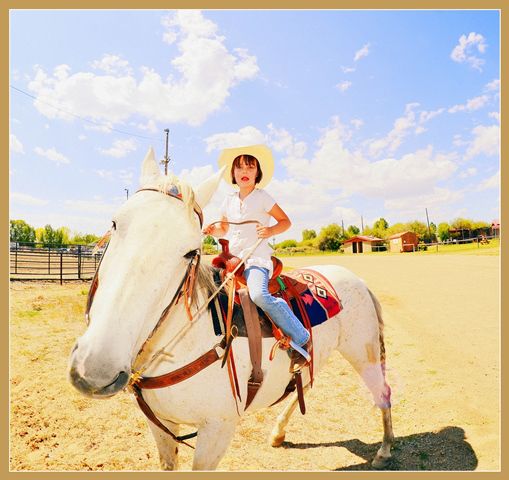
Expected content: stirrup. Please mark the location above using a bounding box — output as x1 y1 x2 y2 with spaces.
289 340 311 373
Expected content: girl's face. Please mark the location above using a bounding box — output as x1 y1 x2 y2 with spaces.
233 158 258 188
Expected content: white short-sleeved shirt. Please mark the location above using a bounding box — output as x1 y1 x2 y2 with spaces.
220 188 276 276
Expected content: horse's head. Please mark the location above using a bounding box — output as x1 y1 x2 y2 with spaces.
68 147 224 398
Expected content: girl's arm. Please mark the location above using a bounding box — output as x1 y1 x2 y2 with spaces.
202 215 229 237
256 203 291 238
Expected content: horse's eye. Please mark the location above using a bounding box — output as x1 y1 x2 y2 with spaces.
112 221 117 231
184 249 197 259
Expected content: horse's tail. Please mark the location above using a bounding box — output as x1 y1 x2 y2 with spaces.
368 288 386 375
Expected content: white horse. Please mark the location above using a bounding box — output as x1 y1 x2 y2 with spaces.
68 148 394 471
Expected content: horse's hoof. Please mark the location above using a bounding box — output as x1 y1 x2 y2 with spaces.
270 433 285 447
371 454 391 469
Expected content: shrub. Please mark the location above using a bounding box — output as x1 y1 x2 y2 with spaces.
275 239 298 249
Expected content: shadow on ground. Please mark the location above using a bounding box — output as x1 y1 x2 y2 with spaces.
282 426 478 471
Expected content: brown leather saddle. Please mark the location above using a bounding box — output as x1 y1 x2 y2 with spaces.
211 238 283 295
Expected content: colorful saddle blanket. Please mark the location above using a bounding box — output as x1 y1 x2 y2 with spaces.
210 267 342 337
277 268 342 327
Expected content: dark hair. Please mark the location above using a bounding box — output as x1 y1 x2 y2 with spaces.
230 154 263 185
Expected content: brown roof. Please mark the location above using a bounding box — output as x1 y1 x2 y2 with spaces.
388 231 417 240
343 235 384 244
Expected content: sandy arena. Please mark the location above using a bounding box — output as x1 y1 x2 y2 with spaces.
9 253 500 471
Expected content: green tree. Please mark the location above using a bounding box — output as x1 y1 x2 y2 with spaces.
71 233 101 245
317 223 342 251
437 222 451 242
346 225 360 238
40 224 65 247
373 218 389 230
407 220 428 237
10 219 36 245
302 229 317 241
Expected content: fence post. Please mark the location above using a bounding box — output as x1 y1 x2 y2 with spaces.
77 245 82 280
60 252 63 285
48 246 51 274
15 243 18 274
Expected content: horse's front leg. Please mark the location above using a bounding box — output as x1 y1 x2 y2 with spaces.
270 384 311 447
192 418 238 470
146 419 181 470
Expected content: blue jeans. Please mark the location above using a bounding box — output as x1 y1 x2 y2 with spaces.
244 266 310 347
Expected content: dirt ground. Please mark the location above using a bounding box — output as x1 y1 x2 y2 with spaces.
9 252 500 471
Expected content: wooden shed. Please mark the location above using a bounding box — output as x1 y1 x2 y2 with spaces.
343 235 384 254
491 219 500 238
388 231 419 252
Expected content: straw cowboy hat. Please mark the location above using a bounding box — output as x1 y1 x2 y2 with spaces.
218 144 274 189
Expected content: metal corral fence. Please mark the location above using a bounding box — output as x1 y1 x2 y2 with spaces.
9 243 102 284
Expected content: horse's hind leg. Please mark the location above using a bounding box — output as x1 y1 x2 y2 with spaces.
372 406 394 469
146 420 181 470
270 385 311 447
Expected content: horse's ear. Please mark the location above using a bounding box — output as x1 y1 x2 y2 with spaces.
194 165 226 209
140 147 160 184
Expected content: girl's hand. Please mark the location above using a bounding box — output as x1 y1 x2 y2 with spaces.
202 224 215 235
256 225 272 238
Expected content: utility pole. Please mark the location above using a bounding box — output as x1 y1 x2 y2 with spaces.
425 208 431 243
160 128 170 175
361 216 364 234
341 219 345 237
124 188 129 200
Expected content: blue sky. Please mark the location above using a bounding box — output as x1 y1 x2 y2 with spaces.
9 9 500 241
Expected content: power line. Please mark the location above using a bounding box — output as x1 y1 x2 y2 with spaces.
10 84 161 142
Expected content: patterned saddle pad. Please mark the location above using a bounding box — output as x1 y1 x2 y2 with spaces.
210 268 342 337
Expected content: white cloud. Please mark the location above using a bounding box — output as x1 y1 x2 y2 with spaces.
99 138 137 158
10 192 49 206
27 11 259 127
204 126 266 152
459 167 477 178
34 146 70 165
484 78 500 92
341 65 356 73
336 80 352 92
78 134 87 141
450 32 487 71
354 43 370 62
476 170 499 191
448 94 489 113
489 112 500 122
419 108 445 124
94 168 134 185
384 188 464 216
135 119 158 133
465 124 500 159
10 134 24 154
350 119 364 129
91 54 133 76
367 103 419 157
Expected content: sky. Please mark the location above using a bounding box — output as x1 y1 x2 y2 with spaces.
9 9 500 242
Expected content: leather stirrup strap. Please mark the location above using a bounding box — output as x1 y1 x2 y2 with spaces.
294 371 306 415
238 288 264 409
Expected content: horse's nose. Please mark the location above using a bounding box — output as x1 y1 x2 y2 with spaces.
68 341 130 397
69 365 130 398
